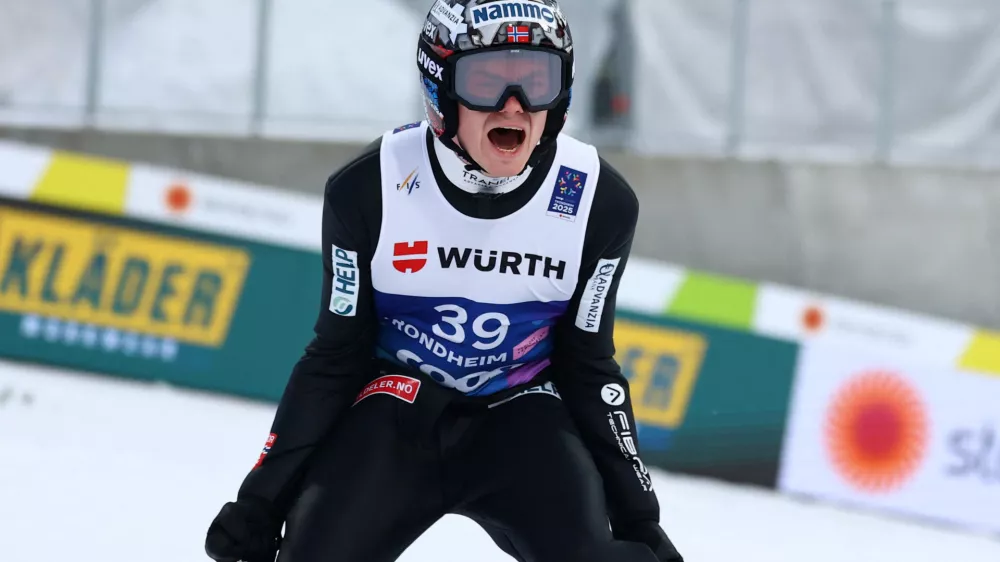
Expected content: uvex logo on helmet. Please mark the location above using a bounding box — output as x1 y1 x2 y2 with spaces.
418 49 445 80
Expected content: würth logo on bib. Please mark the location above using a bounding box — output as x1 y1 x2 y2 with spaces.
393 241 567 279
393 241 429 273
438 247 566 280
354 374 421 405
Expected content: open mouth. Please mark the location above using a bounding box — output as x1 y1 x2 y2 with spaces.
487 126 526 153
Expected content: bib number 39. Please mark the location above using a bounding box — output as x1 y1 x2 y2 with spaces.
394 304 516 393
431 304 510 351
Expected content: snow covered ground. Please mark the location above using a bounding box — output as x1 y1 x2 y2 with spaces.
1 359 998 562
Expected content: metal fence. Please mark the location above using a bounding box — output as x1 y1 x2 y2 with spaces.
2 0 998 167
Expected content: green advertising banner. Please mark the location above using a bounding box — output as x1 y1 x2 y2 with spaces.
0 197 318 402
0 196 801 490
615 310 800 488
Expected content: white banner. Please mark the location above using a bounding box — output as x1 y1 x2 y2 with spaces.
754 283 975 366
0 140 323 252
779 343 1000 534
0 141 52 199
125 163 323 252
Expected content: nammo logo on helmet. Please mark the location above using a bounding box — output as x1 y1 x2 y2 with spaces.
470 1 557 28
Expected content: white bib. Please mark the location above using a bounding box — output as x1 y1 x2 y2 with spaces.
371 122 600 396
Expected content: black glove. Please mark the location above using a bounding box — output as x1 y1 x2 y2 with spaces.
205 498 283 562
613 520 684 562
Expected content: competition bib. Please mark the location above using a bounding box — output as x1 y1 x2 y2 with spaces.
369 122 600 396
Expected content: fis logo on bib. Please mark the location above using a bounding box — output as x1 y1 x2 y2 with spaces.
330 244 359 316
575 258 620 332
397 168 421 194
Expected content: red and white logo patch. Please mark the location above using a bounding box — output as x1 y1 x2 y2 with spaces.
354 374 422 405
393 241 429 273
252 433 277 470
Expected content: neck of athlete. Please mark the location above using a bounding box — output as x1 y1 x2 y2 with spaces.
433 135 531 195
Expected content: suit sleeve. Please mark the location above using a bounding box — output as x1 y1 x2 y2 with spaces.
235 140 383 517
549 160 660 529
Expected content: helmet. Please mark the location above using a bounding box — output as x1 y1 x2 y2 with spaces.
416 0 575 173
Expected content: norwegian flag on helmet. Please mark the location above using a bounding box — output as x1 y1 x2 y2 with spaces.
506 24 530 43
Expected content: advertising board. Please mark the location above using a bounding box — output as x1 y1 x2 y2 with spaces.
779 342 1000 534
616 311 799 487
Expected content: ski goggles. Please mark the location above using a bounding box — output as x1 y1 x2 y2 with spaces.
451 47 571 113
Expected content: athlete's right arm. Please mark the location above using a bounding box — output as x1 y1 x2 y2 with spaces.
233 138 384 517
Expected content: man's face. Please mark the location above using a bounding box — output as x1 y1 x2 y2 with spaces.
454 55 554 177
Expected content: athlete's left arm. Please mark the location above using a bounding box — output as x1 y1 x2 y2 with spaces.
549 159 681 560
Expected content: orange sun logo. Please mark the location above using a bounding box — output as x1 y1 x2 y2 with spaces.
825 370 929 493
801 305 825 332
165 183 192 213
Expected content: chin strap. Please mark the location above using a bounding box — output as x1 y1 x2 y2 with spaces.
438 134 485 173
